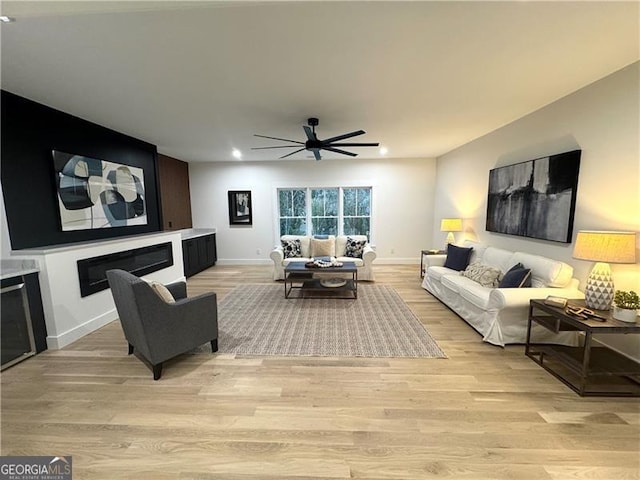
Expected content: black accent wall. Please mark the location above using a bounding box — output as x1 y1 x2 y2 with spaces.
1 91 161 249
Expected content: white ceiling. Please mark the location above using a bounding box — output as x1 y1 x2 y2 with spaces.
1 1 638 163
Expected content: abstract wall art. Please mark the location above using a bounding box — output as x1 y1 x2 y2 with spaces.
52 150 147 231
486 150 581 243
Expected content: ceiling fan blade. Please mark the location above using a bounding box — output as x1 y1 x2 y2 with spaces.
328 142 380 147
303 125 317 141
322 146 358 157
279 148 306 159
254 134 304 145
313 150 321 161
322 130 365 143
251 145 303 150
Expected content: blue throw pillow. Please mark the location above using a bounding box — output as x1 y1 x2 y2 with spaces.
498 263 532 288
443 244 473 271
313 235 329 239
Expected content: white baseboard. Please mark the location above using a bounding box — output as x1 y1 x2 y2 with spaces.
216 259 274 265
371 258 420 265
47 309 118 349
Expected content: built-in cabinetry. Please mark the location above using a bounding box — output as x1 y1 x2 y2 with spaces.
157 153 193 231
182 231 217 278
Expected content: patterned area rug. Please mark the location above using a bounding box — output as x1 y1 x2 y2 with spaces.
197 284 446 358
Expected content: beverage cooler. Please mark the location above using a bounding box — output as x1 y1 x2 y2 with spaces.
1 276 36 369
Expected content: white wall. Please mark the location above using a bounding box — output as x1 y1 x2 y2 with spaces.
189 157 437 263
433 62 640 357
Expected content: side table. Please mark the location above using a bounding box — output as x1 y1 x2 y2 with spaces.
526 299 640 397
420 249 445 278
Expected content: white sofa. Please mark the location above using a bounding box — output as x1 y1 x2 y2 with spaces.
421 240 584 346
270 235 376 281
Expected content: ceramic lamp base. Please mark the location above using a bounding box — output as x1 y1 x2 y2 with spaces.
583 262 614 311
445 232 455 249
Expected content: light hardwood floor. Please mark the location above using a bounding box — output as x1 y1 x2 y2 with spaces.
1 264 639 479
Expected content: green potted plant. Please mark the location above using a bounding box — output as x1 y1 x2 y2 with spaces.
612 290 639 323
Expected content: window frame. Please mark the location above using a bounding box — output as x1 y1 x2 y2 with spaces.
275 185 374 241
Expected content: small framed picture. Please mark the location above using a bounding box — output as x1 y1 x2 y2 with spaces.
228 190 252 225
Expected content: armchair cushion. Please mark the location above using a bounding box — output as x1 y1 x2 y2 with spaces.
149 281 176 303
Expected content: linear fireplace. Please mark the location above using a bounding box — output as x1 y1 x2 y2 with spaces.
77 242 173 297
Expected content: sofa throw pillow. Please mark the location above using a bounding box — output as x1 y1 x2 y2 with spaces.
313 235 329 239
282 239 302 258
149 281 175 303
498 263 532 288
443 244 473 271
345 237 367 259
462 262 504 288
311 238 335 257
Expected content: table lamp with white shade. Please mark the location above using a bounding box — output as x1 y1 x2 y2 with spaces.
572 231 637 310
440 218 462 247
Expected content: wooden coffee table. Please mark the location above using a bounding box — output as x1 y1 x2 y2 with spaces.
284 262 358 299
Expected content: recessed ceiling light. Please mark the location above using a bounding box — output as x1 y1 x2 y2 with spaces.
0 16 15 23
232 149 242 159
379 147 388 156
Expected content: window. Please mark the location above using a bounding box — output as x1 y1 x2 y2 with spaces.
343 187 370 237
277 186 371 238
278 189 306 235
311 188 338 235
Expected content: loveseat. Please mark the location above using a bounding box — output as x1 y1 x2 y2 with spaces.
421 240 584 346
270 235 376 281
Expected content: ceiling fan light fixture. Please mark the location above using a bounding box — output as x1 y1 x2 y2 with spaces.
379 147 388 155
232 148 242 159
253 117 379 161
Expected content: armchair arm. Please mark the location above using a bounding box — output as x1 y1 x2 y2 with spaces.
165 280 187 300
134 284 218 364
170 292 218 325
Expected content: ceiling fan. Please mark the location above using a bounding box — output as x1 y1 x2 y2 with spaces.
252 117 379 160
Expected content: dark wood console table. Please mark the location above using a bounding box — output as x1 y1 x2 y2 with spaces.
526 299 640 397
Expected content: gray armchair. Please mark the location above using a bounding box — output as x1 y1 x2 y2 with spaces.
106 269 218 380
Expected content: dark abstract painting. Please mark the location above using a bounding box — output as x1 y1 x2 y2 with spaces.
486 150 580 243
53 150 147 231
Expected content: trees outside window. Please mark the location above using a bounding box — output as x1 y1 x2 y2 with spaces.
278 189 306 235
343 187 370 237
